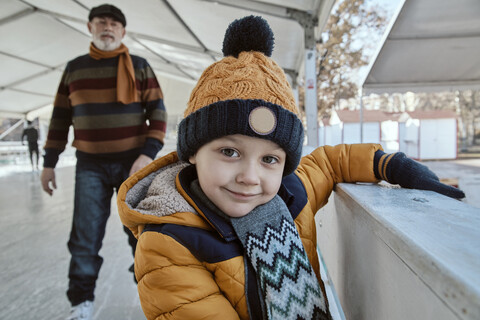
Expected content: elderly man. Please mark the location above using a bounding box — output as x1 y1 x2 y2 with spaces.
40 4 167 320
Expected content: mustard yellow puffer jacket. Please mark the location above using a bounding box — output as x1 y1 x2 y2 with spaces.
117 144 382 320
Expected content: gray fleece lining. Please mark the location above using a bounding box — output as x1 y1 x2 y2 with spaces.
125 161 196 217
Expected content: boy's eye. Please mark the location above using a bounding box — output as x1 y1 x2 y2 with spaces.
262 156 278 164
221 148 239 158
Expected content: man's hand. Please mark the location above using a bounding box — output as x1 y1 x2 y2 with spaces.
41 168 57 196
129 154 153 176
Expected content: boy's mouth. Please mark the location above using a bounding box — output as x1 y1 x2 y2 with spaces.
225 188 259 200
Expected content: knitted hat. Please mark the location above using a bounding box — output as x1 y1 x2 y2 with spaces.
89 4 126 27
177 15 304 175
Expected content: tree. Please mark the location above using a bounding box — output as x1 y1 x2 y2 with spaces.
301 0 480 152
300 0 388 117
458 90 480 146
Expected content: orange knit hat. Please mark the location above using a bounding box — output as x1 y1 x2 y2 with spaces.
177 16 304 175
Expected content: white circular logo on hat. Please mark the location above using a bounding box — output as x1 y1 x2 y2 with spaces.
249 106 276 135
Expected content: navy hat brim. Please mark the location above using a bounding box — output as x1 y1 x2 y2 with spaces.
177 99 304 176
89 4 126 27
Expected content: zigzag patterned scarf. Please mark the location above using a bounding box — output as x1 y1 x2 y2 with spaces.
231 195 330 320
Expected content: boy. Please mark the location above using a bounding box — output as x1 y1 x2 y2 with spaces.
118 16 463 320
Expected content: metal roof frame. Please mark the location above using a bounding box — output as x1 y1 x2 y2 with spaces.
0 0 335 121
361 0 480 95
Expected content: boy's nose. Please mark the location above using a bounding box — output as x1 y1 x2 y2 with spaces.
236 162 260 185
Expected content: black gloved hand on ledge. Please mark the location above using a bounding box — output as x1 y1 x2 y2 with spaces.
374 150 465 199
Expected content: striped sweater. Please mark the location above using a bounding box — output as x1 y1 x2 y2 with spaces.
44 53 167 167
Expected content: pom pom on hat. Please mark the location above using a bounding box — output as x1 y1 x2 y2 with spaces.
222 15 274 58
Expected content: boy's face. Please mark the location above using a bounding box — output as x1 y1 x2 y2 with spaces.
189 134 286 218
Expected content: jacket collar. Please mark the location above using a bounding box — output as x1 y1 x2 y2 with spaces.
177 165 237 241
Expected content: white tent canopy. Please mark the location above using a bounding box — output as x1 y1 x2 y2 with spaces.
361 0 480 95
0 0 334 120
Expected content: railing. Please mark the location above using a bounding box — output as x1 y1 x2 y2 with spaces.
0 141 76 171
0 142 29 164
316 183 480 320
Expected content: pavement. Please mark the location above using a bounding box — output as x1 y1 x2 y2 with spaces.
0 144 178 320
0 147 478 320
421 158 480 208
0 166 146 320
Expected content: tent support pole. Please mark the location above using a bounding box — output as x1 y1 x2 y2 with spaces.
359 88 364 143
290 10 319 148
305 48 318 147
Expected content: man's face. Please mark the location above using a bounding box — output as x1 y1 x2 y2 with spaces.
189 134 286 218
88 16 125 51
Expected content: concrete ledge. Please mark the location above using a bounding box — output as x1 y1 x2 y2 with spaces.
316 183 480 320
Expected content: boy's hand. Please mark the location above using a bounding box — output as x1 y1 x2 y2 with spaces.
374 151 465 199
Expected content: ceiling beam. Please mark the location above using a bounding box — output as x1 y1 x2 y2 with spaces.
0 7 36 27
129 36 198 80
163 0 217 61
388 34 480 41
198 0 289 18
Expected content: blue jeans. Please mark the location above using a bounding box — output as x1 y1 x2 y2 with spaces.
67 156 137 305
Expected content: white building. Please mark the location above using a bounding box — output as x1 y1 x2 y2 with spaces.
398 110 458 160
319 110 401 153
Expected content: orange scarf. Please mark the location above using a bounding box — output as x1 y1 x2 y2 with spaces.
89 43 137 104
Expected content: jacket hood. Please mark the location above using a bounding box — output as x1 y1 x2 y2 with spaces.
133 161 194 216
118 151 210 238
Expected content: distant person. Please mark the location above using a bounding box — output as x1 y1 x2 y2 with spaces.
40 4 167 320
118 16 464 320
22 120 39 171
